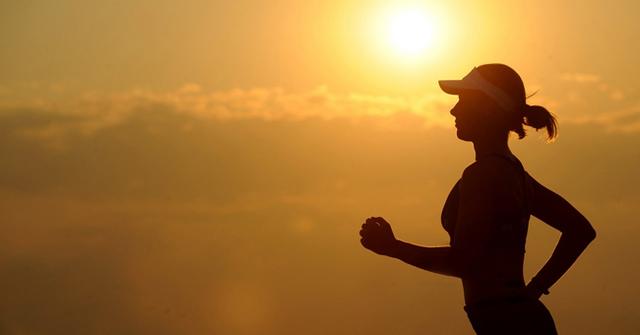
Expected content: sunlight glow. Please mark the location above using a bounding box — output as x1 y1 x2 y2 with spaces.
369 4 445 65
386 9 435 58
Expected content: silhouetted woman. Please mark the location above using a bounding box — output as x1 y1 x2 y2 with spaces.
359 64 596 334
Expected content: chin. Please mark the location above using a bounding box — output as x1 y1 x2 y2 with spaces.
456 129 474 142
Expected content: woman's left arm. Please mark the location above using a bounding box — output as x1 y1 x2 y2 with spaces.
525 175 597 297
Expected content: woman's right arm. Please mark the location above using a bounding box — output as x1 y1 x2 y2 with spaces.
526 174 597 296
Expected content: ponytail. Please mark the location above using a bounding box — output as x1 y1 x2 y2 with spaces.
523 104 558 141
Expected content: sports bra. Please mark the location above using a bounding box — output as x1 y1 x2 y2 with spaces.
440 153 532 253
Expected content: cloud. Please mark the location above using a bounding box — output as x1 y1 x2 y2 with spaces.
0 83 638 204
546 72 639 126
564 102 640 133
1 84 638 205
0 89 460 205
557 72 630 104
0 85 456 150
560 72 601 84
3 80 639 156
552 72 640 130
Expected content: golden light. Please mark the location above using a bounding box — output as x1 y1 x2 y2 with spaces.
386 9 435 58
368 4 445 65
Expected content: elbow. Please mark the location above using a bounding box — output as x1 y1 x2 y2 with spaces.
566 219 596 243
584 224 597 242
580 218 597 242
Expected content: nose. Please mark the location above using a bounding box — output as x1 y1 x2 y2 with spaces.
449 101 460 117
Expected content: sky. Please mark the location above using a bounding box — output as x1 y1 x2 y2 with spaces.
1 0 639 334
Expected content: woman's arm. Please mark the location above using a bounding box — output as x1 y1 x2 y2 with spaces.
359 160 511 278
388 239 458 277
359 217 459 277
526 175 597 296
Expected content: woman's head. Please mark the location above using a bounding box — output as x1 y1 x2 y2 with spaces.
439 64 557 142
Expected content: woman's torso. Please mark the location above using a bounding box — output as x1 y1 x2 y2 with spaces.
441 153 533 305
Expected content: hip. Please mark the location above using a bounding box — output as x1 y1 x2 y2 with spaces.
464 297 557 335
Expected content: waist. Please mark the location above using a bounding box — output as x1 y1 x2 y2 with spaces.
462 277 526 306
463 295 533 313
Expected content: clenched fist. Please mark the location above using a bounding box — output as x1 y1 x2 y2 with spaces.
359 217 398 256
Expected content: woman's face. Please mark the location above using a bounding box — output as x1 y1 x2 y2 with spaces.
450 91 504 142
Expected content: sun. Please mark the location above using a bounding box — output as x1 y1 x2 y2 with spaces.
386 9 435 57
369 5 444 64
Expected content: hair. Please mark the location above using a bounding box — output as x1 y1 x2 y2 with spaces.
476 64 558 141
521 104 558 140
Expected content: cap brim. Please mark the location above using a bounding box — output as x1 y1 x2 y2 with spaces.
438 80 473 95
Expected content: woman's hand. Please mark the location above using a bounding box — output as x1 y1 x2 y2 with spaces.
359 217 399 257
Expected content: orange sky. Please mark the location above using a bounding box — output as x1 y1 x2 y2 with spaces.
1 1 639 334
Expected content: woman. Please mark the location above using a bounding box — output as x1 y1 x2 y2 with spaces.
359 64 596 334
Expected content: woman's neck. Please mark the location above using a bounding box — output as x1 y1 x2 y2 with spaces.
473 136 512 161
